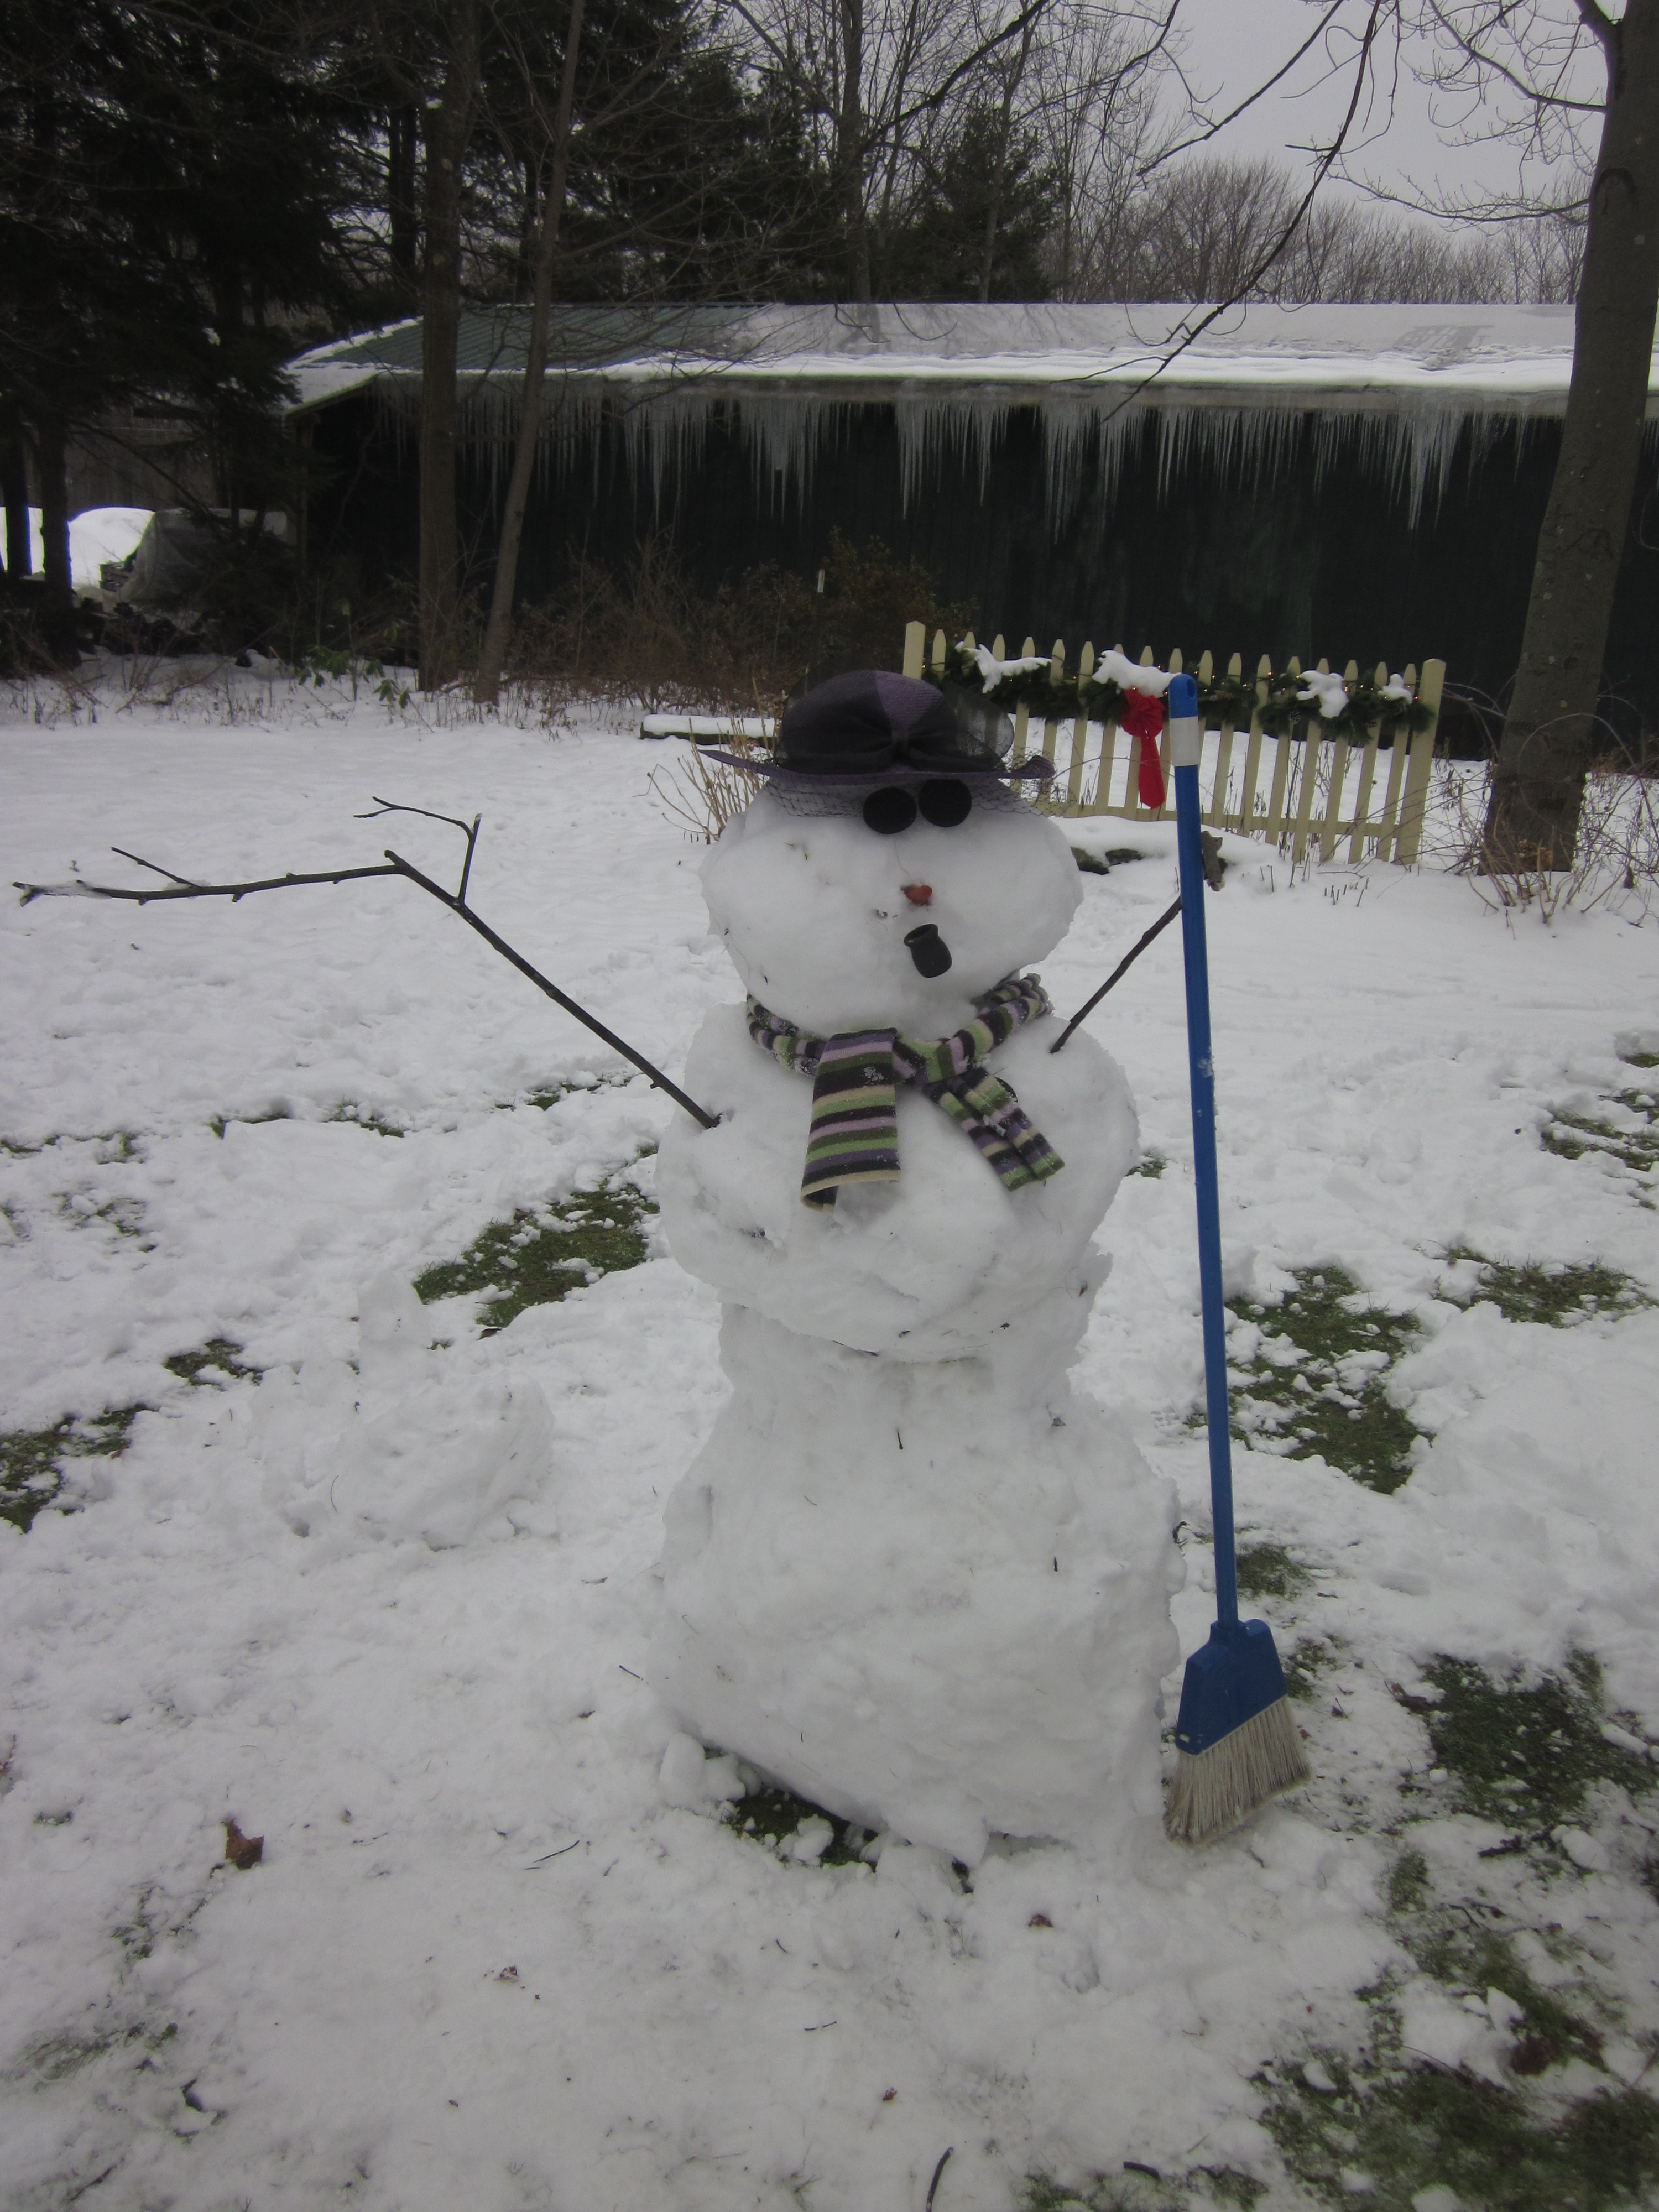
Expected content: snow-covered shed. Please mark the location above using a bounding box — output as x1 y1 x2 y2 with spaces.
286 302 1659 731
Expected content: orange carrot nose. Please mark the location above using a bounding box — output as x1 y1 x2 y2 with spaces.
902 884 932 905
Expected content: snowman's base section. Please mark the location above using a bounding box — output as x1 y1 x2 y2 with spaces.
650 1300 1181 1867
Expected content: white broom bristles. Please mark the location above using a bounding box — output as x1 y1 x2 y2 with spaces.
1165 1697 1311 1844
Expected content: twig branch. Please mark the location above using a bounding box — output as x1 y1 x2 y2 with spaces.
14 810 718 1130
1050 896 1183 1053
355 796 476 837
110 847 202 888
16 862 404 906
378 848 717 1126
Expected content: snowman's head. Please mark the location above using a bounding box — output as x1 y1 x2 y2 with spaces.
703 774 1084 1040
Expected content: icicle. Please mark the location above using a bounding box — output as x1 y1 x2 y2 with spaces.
895 393 1010 512
1039 400 1144 526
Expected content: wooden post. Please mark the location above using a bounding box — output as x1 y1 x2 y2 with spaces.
1236 655 1271 835
1392 658 1444 865
1319 661 1357 864
1291 659 1327 866
902 620 925 679
1264 657 1298 846
1151 646 1173 817
1065 642 1094 811
931 628 947 677
1037 637 1064 807
1013 634 1035 765
1209 650 1237 828
1374 663 1416 862
1348 661 1386 864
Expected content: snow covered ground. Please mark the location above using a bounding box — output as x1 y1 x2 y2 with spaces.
3 665 1659 2212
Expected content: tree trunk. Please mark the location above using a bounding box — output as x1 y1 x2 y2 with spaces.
389 103 420 304
838 0 870 301
1 428 30 579
418 0 479 692
1483 0 1659 869
474 0 586 710
35 415 71 603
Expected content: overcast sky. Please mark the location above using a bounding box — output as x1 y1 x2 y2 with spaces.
1161 0 1605 226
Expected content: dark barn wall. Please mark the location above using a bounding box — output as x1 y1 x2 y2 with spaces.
305 395 1659 741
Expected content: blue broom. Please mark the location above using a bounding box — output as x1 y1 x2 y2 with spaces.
1164 671 1311 1843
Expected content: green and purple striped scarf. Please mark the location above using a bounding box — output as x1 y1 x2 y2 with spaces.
748 975 1065 1211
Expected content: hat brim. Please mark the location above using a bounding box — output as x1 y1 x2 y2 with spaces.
699 750 1054 786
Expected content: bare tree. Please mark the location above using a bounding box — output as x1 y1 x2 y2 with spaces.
729 0 1056 298
1398 0 1659 869
473 0 585 709
418 0 481 692
1036 1 1178 299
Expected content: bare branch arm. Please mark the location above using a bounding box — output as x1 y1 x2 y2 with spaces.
15 818 717 1129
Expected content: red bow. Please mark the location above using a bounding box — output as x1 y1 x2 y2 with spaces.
1119 689 1167 808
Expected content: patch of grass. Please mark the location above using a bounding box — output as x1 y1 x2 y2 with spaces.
1071 847 1111 876
59 1192 149 1242
1224 1267 1424 1493
19 2025 144 2083
163 1339 262 1387
1264 2060 1659 2212
1019 2168 1265 2212
522 1072 634 1112
1129 1150 1166 1179
1621 1050 1659 1072
327 1103 408 1138
1104 848 1149 865
1421 1653 1652 1830
1235 1542 1311 1603
1285 1636 1334 1703
1443 1250 1652 1327
723 1783 872 1869
414 1177 653 1333
1542 1079 1658 1177
208 1105 291 1139
1 1407 141 1531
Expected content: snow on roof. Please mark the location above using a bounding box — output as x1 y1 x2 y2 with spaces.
284 301 1650 418
283 303 1658 528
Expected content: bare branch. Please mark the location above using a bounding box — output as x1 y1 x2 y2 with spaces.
14 816 716 1129
1140 0 1347 174
110 848 203 889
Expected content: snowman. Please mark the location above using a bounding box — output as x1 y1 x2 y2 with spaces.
653 671 1180 1866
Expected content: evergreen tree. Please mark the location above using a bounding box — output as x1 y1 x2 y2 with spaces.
878 106 1056 302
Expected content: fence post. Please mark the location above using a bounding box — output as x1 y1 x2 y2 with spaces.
1392 658 1445 865
1013 634 1035 765
1291 658 1326 865
1234 656 1270 835
1348 661 1386 864
902 621 925 679
1065 642 1094 810
1264 658 1298 845
1036 638 1065 802
1319 661 1357 864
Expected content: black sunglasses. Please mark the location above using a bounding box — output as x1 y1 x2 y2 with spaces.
862 779 973 834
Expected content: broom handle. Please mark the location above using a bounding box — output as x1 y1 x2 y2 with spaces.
1168 675 1238 1629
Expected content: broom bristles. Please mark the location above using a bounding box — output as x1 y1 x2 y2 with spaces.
1165 1695 1311 1844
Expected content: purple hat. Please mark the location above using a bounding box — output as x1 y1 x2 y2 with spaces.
707 670 1052 787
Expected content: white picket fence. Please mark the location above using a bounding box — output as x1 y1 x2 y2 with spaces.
901 621 1446 867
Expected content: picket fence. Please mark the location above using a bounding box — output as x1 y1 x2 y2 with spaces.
900 620 1446 867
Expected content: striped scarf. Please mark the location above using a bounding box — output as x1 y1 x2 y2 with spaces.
748 974 1065 1211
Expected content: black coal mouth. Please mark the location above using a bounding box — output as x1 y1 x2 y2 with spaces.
904 922 953 977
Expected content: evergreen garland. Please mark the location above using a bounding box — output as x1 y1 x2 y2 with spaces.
939 641 1434 744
